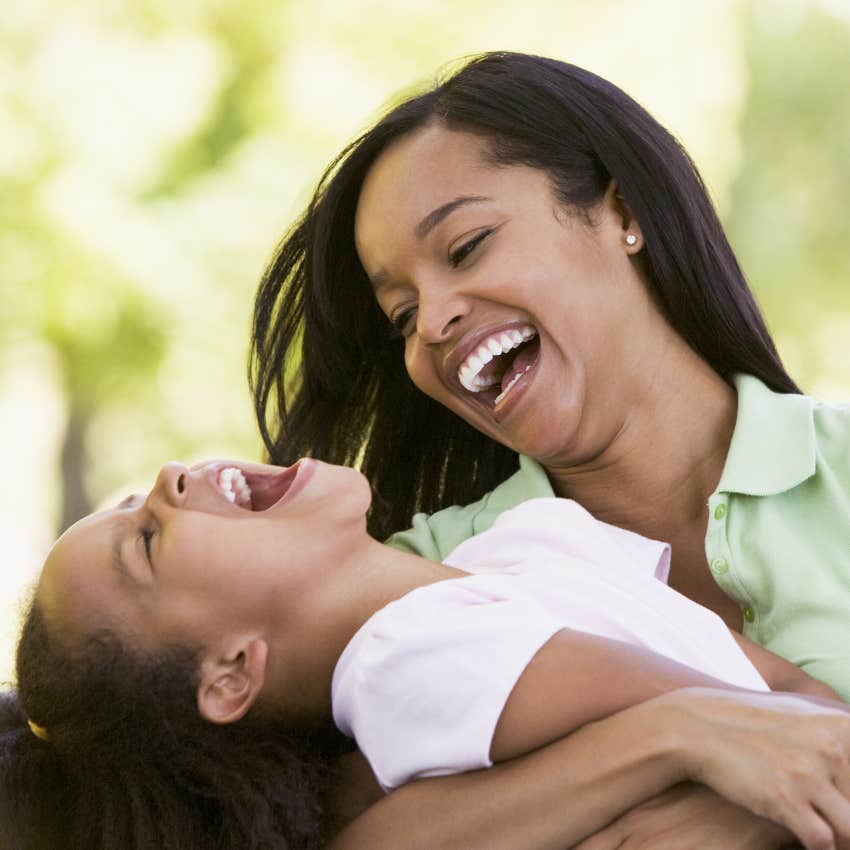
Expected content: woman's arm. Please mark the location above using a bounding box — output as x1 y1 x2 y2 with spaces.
572 783 796 850
733 631 844 701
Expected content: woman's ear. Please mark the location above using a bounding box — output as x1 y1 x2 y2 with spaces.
196 637 269 725
604 180 644 252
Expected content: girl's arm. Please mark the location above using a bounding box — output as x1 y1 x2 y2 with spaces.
326 691 701 850
490 629 743 761
488 630 850 849
326 638 850 850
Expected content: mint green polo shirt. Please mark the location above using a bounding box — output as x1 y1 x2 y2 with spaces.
387 375 850 698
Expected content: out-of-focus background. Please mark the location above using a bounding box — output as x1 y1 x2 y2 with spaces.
1 0 849 682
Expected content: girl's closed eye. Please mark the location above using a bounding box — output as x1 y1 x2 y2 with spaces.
140 528 156 564
449 228 493 268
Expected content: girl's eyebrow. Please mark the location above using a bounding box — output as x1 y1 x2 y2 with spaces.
111 516 131 578
114 494 137 510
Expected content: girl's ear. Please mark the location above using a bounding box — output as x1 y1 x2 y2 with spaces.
196 637 268 724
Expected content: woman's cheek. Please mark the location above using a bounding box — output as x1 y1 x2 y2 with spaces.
403 342 431 393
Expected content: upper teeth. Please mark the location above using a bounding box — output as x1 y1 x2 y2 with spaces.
457 326 536 392
219 467 252 508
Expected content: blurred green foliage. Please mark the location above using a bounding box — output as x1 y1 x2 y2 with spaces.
1 0 848 681
727 1 850 392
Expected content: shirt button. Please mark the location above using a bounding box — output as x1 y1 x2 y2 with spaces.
714 503 727 520
711 557 729 575
743 606 756 623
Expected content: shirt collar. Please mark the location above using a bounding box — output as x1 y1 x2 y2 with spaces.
716 374 817 497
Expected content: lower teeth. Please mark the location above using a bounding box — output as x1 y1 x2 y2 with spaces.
494 364 533 405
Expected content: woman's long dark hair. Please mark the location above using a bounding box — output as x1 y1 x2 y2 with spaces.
250 51 799 540
1 602 341 849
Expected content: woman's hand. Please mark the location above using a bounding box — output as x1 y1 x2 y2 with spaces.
571 783 795 850
662 688 850 850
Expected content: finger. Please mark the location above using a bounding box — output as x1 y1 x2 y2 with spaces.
814 783 850 844
834 767 850 805
828 769 850 847
780 803 835 850
570 825 628 850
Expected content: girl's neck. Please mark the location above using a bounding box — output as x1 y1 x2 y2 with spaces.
270 538 464 719
341 538 466 627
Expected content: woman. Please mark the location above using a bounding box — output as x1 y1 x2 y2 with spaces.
250 52 850 846
3 457 850 850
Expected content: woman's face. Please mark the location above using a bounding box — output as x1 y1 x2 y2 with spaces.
354 123 663 469
38 458 372 652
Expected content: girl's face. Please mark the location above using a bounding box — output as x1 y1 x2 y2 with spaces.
38 458 372 654
354 123 665 469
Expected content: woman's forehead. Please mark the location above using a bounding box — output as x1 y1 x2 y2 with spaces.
361 126 492 208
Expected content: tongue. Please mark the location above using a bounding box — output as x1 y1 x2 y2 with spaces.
245 467 297 511
501 343 537 392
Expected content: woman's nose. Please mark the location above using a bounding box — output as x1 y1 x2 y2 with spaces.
149 462 190 508
416 291 469 345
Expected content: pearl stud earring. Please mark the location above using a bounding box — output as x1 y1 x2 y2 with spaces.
625 234 637 246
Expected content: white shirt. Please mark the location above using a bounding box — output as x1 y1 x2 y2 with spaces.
333 498 768 792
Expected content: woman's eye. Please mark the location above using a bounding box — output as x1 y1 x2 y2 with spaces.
390 306 417 338
449 228 492 268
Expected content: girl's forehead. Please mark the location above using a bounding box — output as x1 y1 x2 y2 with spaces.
39 512 120 630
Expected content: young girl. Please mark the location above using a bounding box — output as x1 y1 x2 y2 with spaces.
4 456 849 849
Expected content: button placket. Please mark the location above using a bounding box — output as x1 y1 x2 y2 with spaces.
706 495 733 586
710 556 729 575
706 493 759 631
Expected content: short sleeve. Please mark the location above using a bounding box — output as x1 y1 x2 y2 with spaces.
384 456 554 560
331 576 565 792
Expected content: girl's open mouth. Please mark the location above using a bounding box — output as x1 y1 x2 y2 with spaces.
215 461 306 511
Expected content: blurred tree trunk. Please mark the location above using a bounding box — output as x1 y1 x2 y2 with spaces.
59 395 92 534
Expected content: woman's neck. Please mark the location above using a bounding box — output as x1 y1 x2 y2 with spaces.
544 347 738 543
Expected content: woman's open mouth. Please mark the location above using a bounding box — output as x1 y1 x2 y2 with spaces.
215 462 305 511
456 324 540 409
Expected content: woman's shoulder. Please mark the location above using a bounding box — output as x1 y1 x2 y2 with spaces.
810 397 850 493
385 456 554 560
720 375 848 497
735 373 849 426
810 392 850 445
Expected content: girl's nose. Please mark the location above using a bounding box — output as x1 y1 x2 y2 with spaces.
149 462 190 508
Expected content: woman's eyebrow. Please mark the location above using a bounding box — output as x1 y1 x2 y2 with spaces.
369 195 495 291
415 195 492 240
